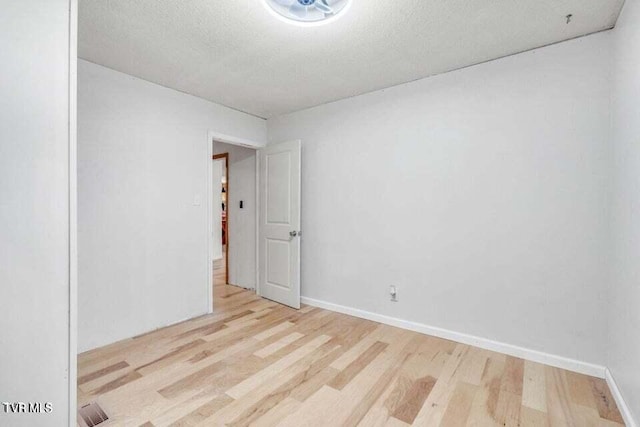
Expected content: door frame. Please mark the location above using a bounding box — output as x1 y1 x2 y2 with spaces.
207 131 264 314
213 152 230 286
69 0 79 422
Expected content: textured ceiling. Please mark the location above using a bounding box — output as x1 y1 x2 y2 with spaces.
79 0 624 119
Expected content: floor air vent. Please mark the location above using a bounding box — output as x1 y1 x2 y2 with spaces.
78 402 109 427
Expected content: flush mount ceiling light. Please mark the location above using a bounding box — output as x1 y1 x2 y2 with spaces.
263 0 351 26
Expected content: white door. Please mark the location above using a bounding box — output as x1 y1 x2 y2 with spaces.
259 140 301 309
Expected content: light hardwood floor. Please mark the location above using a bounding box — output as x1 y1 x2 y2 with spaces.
78 260 625 426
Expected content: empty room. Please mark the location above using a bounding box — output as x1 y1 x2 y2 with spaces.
2 0 639 426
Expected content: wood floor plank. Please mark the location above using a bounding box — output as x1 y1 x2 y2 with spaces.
165 394 233 427
326 330 417 426
589 377 625 424
78 360 129 385
493 356 525 426
546 367 576 426
277 385 343 427
210 341 342 425
253 321 295 341
411 344 471 426
328 341 388 390
390 375 437 424
287 353 343 402
331 336 378 371
136 339 207 375
523 361 548 413
465 355 505 426
77 260 626 427
493 390 522 427
439 382 479 427
254 332 305 358
341 352 410 427
249 397 302 427
226 334 332 399
520 406 550 427
91 370 143 395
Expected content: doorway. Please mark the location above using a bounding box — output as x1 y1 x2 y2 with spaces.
209 139 301 310
213 153 229 288
210 140 260 314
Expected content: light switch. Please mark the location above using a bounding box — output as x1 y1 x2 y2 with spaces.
193 195 202 206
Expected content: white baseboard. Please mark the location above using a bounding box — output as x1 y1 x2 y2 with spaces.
79 311 210 354
606 368 638 427
301 296 606 379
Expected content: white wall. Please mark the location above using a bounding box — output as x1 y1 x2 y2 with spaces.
609 0 640 421
0 1 74 425
268 33 612 368
78 60 266 352
214 142 257 289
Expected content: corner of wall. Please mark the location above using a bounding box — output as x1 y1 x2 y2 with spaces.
606 369 639 427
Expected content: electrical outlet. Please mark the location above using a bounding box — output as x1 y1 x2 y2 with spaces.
389 285 398 302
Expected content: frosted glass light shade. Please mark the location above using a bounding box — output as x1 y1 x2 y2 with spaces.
263 0 351 26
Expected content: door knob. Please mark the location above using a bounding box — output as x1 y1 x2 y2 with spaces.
289 231 298 237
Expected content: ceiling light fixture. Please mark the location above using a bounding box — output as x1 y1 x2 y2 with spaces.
263 0 351 27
